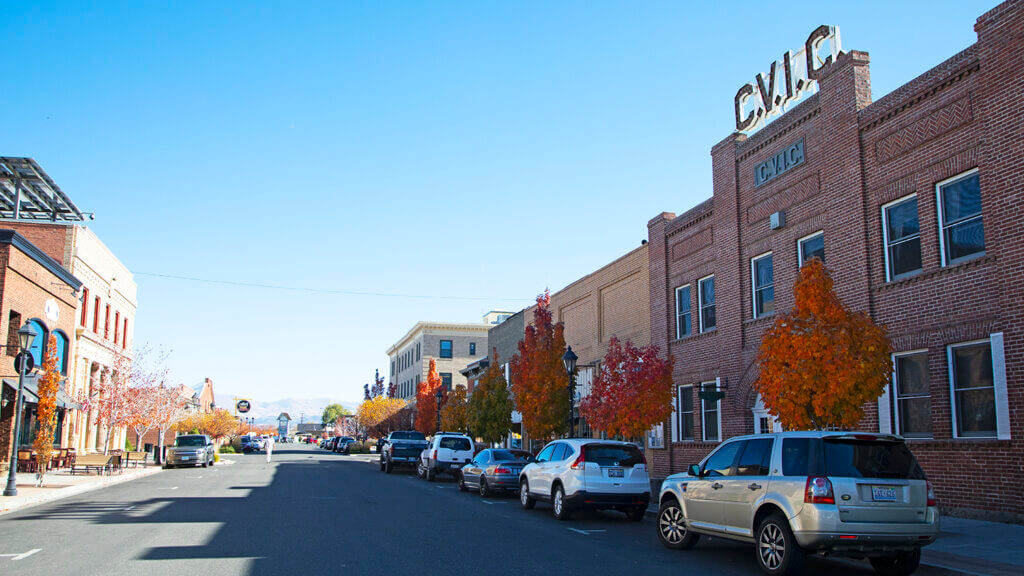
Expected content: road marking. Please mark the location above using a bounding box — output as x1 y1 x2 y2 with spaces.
481 500 507 505
568 528 606 535
187 476 203 479
0 549 41 561
124 506 136 511
157 486 179 490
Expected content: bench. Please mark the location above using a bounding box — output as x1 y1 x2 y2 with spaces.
70 454 115 475
125 451 149 468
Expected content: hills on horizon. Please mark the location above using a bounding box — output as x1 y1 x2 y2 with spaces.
213 393 360 426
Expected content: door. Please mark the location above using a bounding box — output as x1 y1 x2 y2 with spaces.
685 440 742 533
719 438 774 536
465 452 488 487
539 443 568 496
529 444 557 496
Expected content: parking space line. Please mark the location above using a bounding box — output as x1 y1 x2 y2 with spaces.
481 500 507 505
567 528 606 535
0 549 41 561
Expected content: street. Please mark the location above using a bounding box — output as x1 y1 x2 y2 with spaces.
0 444 961 576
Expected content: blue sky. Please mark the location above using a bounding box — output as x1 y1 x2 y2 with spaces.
1 1 988 405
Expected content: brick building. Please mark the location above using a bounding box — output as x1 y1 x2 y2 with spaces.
647 1 1024 521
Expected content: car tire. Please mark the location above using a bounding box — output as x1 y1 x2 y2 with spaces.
552 485 572 521
426 466 436 482
479 476 491 498
210 458 215 466
416 462 426 479
520 479 536 510
869 549 921 576
384 460 393 474
379 459 386 472
657 498 699 550
163 465 172 469
458 473 467 491
755 513 805 576
202 459 208 468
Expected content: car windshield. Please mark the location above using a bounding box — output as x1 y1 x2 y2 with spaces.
584 444 644 467
174 437 205 447
391 431 426 441
824 438 925 480
439 437 472 451
490 450 525 462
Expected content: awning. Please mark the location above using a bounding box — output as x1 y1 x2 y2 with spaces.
3 377 81 409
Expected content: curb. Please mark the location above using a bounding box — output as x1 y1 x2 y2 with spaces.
0 466 163 517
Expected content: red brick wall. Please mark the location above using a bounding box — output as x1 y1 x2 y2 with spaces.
0 223 71 267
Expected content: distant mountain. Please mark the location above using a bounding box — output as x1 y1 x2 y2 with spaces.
215 394 360 425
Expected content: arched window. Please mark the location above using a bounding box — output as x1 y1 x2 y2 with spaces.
53 330 69 375
26 319 49 369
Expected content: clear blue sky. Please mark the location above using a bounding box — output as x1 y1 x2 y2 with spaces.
1 1 988 405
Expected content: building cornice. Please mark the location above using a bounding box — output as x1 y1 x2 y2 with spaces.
0 229 82 290
386 321 491 355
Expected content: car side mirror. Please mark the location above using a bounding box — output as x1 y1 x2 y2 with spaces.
525 455 535 463
688 464 701 478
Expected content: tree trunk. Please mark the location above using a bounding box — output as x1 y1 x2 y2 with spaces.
103 427 113 455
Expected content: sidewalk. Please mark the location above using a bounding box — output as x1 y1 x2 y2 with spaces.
0 465 162 516
921 516 1024 576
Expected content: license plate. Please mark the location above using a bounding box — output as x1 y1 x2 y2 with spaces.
608 468 624 478
182 456 190 460
871 486 898 502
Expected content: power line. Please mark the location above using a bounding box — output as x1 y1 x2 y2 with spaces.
134 271 532 303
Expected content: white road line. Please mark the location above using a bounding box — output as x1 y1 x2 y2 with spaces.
481 500 507 505
157 486 179 490
187 476 203 479
2 549 42 560
568 528 606 535
124 506 136 511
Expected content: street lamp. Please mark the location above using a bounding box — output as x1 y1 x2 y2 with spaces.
4 322 37 497
435 389 443 433
562 346 578 438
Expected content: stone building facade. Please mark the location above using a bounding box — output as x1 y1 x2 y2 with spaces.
387 319 494 400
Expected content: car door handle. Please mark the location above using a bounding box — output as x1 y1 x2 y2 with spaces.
711 482 723 490
748 483 762 491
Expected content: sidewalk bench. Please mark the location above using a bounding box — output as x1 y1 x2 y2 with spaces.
126 451 149 468
70 454 115 475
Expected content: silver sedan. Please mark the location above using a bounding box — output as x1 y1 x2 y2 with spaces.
458 449 533 497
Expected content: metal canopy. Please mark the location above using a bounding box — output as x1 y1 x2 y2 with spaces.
0 157 85 222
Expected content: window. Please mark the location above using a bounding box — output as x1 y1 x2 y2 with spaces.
677 386 694 441
440 340 453 358
104 304 111 339
391 361 395 375
824 438 925 480
122 318 128 349
53 330 69 375
751 252 774 318
781 438 817 476
938 170 984 265
440 372 453 390
80 288 89 327
114 311 120 344
536 444 556 462
893 351 931 438
6 311 21 357
949 340 996 438
469 342 476 356
93 297 101 333
584 444 644 467
26 319 48 367
798 231 824 265
416 343 421 361
883 195 922 281
736 438 774 476
698 275 715 332
675 285 692 339
702 440 742 477
701 381 721 442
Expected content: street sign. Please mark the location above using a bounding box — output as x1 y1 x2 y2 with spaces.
236 399 251 413
14 352 34 373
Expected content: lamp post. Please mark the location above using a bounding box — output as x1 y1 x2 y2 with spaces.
435 389 443 434
4 322 38 497
562 346 578 439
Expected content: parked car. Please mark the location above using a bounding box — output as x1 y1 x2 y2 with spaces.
240 436 257 453
656 431 939 576
164 434 216 468
459 449 532 496
335 436 356 454
519 439 649 521
418 432 475 481
379 430 429 473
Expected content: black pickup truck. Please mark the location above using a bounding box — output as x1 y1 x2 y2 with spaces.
379 431 429 474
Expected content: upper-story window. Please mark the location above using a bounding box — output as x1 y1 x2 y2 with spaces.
391 361 395 375
416 342 421 361
122 318 128 349
469 342 476 356
698 275 715 332
440 340 453 359
751 252 774 318
675 285 692 339
26 319 48 367
80 288 89 327
93 297 101 333
701 381 721 442
883 195 922 281
53 330 69 375
114 311 120 344
104 304 111 339
938 169 984 265
798 231 825 266
677 385 694 441
440 372 453 390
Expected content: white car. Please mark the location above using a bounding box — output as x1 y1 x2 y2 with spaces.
519 439 650 521
418 433 475 481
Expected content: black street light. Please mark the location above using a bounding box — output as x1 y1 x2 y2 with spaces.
435 389 443 433
4 322 38 497
562 346 578 438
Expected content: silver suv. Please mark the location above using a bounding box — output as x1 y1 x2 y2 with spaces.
165 434 215 468
657 432 938 576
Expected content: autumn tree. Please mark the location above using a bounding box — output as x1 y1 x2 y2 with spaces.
510 291 569 441
440 386 470 432
387 381 397 399
32 335 60 486
469 349 514 443
754 258 893 430
415 358 447 436
580 337 674 440
356 396 408 437
152 385 189 460
370 369 385 398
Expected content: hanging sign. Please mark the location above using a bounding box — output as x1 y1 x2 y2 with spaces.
236 399 251 413
735 26 842 133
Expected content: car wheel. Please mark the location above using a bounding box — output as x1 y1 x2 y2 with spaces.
552 485 572 521
426 466 436 482
869 549 921 576
657 498 699 550
458 473 467 492
416 462 426 479
384 460 393 474
379 459 385 472
210 458 215 466
755 513 805 576
163 465 172 469
519 479 536 509
202 458 208 468
479 476 491 498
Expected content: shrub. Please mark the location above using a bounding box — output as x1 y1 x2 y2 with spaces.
218 445 237 454
348 442 371 454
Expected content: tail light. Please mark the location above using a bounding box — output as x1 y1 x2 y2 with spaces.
493 467 512 475
926 481 937 507
570 445 586 470
431 449 438 460
804 476 835 504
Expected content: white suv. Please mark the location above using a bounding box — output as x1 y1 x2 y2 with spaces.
657 431 939 576
418 432 475 481
519 439 650 521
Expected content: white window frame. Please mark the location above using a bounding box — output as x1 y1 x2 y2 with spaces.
751 252 774 319
700 379 722 443
881 193 921 282
676 385 694 442
752 394 781 434
936 168 983 267
675 284 692 339
947 334 1009 440
698 274 716 333
797 230 824 266
891 349 931 439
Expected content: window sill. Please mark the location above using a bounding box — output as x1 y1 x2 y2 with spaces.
672 329 718 344
744 314 776 327
878 254 995 292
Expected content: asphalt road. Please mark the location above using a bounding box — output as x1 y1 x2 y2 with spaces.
0 444 960 576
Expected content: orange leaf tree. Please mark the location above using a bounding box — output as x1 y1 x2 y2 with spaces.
468 349 514 443
32 335 61 485
356 395 408 437
754 258 893 430
580 337 674 439
415 358 447 435
440 386 469 433
510 291 569 441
